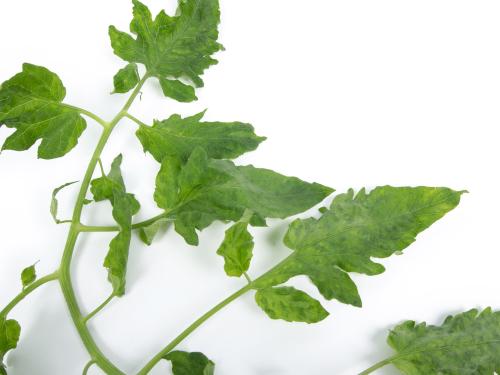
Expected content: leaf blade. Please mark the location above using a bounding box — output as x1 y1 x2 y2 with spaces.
255 187 464 309
0 63 86 159
216 220 254 277
165 351 215 375
136 112 265 162
112 63 140 94
255 286 329 323
386 308 500 374
0 317 21 374
91 155 140 296
109 0 223 96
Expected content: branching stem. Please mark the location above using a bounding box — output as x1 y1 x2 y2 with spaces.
78 212 171 233
63 103 108 128
0 272 59 317
82 360 96 375
58 74 150 375
137 256 293 373
125 112 149 127
83 293 116 324
137 282 255 375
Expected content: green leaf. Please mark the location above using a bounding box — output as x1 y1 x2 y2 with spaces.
159 78 197 103
154 157 181 210
165 351 215 375
155 148 333 245
138 218 170 246
255 187 464 308
136 111 265 163
0 63 86 159
255 286 329 323
50 181 78 224
91 155 140 296
382 308 500 374
109 0 223 95
20 263 37 288
112 63 140 94
0 317 21 374
216 219 254 277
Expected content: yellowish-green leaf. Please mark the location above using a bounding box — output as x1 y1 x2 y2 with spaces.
255 286 329 323
363 308 500 374
165 351 215 375
20 263 37 289
113 63 140 94
159 78 197 103
0 317 20 374
138 218 170 246
255 187 464 309
216 221 254 277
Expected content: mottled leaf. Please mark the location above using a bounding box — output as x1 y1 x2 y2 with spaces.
255 287 329 323
0 317 21 374
216 217 254 277
165 351 215 375
255 187 464 309
137 111 265 163
109 0 223 99
159 78 197 103
155 148 333 245
0 63 86 159
91 155 140 296
20 263 37 289
380 308 500 374
50 181 78 224
113 63 140 94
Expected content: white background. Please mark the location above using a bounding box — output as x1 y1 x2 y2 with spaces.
0 1 499 374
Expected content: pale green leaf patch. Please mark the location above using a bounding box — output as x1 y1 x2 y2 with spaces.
165 351 215 375
0 317 21 375
216 212 254 278
112 63 140 94
138 218 170 246
0 63 86 159
159 78 197 103
255 287 329 323
20 263 38 289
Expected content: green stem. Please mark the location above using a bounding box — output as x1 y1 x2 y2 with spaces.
124 112 149 127
137 255 295 374
0 272 59 317
98 158 106 177
82 360 96 375
137 283 254 375
358 358 394 375
243 272 252 284
63 103 108 128
78 212 170 233
83 293 116 324
58 74 150 375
